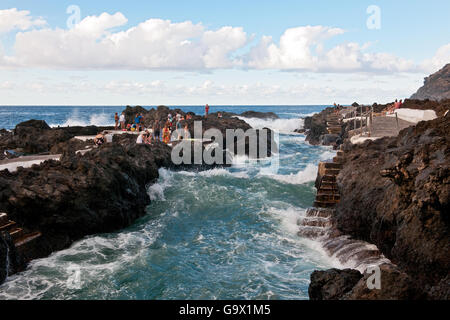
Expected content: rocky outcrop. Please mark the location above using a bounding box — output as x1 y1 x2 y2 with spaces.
310 264 422 300
309 269 363 300
239 111 279 119
0 120 114 156
310 113 450 299
0 106 278 285
411 64 450 101
0 140 173 261
304 107 335 145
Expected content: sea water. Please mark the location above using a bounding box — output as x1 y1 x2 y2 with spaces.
0 105 346 300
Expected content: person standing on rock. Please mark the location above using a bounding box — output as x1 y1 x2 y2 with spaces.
119 112 126 131
153 120 161 141
135 113 144 132
162 123 171 144
114 113 119 130
205 104 210 118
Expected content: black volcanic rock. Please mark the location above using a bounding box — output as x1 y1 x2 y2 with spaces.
331 114 450 298
239 111 279 119
0 140 173 263
309 269 363 300
304 107 335 146
0 120 113 155
343 264 421 300
411 64 450 101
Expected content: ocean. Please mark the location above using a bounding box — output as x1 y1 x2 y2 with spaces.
0 105 348 300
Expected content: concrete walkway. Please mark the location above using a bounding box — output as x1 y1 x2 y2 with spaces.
350 115 415 144
0 154 61 172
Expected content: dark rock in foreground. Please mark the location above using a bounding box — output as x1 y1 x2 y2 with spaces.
0 141 173 262
309 269 363 300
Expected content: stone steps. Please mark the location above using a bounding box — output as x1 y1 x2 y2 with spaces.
314 200 339 208
321 174 337 183
300 217 332 228
9 227 24 242
306 208 334 218
0 212 8 225
0 212 41 251
333 156 345 164
15 231 42 248
316 194 340 202
323 162 343 169
298 226 327 238
324 168 341 176
0 220 16 232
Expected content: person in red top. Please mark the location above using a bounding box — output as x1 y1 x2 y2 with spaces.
205 104 210 118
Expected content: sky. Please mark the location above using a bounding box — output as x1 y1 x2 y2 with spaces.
0 0 449 105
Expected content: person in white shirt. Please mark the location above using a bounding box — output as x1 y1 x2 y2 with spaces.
119 112 126 130
136 132 144 144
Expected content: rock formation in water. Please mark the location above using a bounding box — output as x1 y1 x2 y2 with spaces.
411 64 450 101
0 107 277 285
309 112 450 300
303 107 335 146
0 120 114 156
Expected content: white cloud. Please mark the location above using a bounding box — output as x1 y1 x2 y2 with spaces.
421 43 450 73
0 10 447 75
3 13 248 70
248 26 345 70
247 26 417 73
0 8 46 33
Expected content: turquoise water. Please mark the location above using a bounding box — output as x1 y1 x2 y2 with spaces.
0 106 341 300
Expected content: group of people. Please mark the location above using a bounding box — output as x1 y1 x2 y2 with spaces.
112 104 214 146
386 99 403 114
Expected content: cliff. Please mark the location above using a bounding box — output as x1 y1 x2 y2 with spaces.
309 112 450 299
411 64 450 101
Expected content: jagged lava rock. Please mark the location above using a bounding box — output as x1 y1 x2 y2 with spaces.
411 64 450 101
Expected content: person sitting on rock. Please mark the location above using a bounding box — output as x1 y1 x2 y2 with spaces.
94 133 105 147
144 130 152 144
136 132 144 144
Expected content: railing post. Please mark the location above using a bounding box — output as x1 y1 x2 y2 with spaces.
360 105 363 135
395 112 400 133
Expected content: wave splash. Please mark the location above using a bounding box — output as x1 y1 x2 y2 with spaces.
238 117 304 133
51 110 114 128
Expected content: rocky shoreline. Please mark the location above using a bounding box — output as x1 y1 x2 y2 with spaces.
0 106 275 285
306 101 449 300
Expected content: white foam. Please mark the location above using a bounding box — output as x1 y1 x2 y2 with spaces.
259 164 317 185
147 168 174 201
51 111 114 128
237 117 304 133
319 150 337 161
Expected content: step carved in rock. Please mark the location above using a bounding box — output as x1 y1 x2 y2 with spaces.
0 213 8 226
0 221 16 232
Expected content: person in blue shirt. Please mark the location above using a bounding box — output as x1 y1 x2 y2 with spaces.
135 113 144 132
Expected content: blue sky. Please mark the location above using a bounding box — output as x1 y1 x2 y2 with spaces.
0 0 449 105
